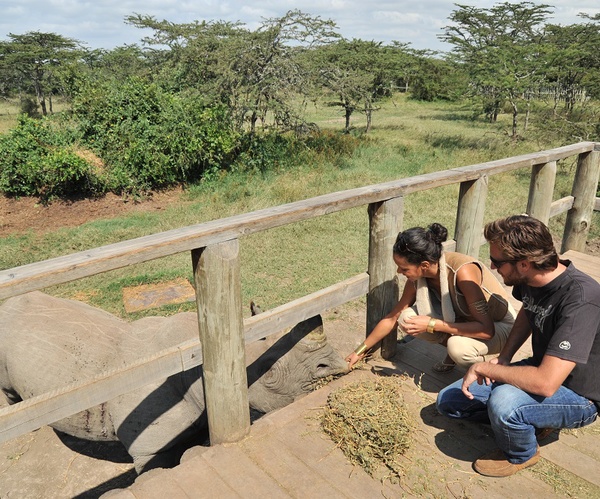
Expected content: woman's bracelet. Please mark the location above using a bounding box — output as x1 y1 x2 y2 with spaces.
426 318 437 334
354 342 368 356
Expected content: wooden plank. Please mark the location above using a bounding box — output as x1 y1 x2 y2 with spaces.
550 195 574 218
192 240 250 444
541 439 600 487
455 176 488 257
563 149 600 252
241 431 347 497
527 161 557 224
0 339 202 443
243 273 370 343
367 197 403 358
562 250 600 282
1 143 595 300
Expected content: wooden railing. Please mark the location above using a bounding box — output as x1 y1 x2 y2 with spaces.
1 141 599 446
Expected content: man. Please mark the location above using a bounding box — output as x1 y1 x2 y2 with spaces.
436 214 600 477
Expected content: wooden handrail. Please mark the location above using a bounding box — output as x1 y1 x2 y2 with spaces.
0 142 595 300
1 141 599 446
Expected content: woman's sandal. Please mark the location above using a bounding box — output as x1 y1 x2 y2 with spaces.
432 360 456 373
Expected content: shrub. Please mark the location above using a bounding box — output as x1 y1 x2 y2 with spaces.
0 114 104 200
72 78 240 193
232 129 363 174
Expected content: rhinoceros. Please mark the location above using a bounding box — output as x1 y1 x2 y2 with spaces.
0 291 349 473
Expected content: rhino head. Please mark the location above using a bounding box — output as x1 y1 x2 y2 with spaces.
246 315 349 413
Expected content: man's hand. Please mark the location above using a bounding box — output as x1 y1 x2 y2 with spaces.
461 361 491 399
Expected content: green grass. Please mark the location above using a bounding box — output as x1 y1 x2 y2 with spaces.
1 93 594 318
0 98 21 135
0 96 71 134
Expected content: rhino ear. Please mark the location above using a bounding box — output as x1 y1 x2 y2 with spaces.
289 315 326 344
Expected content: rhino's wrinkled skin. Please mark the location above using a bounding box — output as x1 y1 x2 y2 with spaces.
0 292 349 473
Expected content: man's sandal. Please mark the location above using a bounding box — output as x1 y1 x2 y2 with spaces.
432 360 456 373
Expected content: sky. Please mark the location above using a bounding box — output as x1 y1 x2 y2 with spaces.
1 0 599 53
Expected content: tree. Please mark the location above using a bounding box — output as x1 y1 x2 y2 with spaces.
312 39 390 133
126 10 340 133
0 31 82 115
544 18 600 113
440 2 553 138
404 49 468 102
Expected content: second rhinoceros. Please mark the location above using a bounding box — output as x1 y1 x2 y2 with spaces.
0 291 349 473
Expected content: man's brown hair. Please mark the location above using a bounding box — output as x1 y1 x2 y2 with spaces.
484 215 559 270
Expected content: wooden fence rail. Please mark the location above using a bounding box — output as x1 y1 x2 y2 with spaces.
1 141 599 445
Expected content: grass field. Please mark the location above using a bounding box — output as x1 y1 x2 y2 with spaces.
0 98 21 134
1 93 597 317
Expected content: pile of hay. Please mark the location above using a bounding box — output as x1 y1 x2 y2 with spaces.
321 375 415 482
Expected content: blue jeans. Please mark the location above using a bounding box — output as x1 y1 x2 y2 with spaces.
436 360 598 464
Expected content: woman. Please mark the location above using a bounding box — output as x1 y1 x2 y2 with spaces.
346 223 516 372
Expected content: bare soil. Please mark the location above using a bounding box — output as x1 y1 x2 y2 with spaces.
0 190 186 238
3 190 600 256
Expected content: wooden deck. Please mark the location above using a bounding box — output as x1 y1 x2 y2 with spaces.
105 250 600 498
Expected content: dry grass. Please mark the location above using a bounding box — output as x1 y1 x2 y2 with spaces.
0 99 20 135
320 375 415 483
530 458 600 498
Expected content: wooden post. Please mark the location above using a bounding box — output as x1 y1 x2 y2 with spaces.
367 197 403 359
455 176 489 257
191 239 250 444
562 148 600 253
526 161 557 225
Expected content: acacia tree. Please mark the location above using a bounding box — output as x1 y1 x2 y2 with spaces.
312 39 392 133
0 31 82 115
440 2 552 138
126 10 340 133
544 17 600 114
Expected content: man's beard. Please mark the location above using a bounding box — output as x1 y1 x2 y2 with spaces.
501 271 527 287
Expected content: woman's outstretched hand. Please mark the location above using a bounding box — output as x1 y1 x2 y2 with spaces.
345 351 363 369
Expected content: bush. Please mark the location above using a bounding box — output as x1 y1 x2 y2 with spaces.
232 129 363 174
1 79 364 200
72 78 240 193
0 115 104 200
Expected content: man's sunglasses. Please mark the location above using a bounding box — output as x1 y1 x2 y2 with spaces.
489 256 518 268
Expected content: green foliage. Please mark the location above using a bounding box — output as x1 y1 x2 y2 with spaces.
0 114 103 200
72 78 240 193
2 9 600 201
441 2 553 135
0 31 82 115
0 95 586 317
127 11 340 135
409 58 468 102
312 39 394 132
19 96 40 117
232 129 363 175
544 20 600 112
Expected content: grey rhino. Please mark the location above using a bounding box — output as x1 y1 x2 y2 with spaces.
0 291 349 473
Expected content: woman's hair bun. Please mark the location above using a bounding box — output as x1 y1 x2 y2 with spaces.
428 223 448 244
